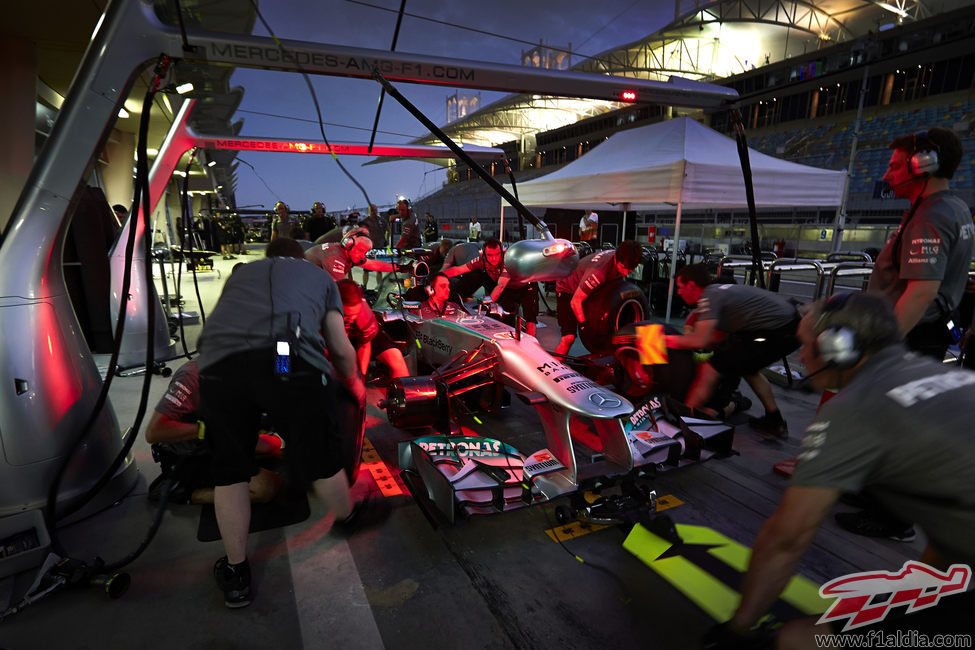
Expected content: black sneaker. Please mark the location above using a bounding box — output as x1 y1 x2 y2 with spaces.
835 511 916 542
332 498 392 537
730 392 753 415
748 412 788 439
213 556 252 608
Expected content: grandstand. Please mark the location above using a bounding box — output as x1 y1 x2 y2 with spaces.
413 0 975 259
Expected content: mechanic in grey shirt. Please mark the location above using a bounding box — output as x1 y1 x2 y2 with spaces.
712 292 975 647
868 127 974 360
665 264 799 438
198 238 375 608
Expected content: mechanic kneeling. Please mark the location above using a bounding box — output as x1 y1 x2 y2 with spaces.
145 359 282 505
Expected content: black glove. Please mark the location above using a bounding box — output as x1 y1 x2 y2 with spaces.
701 622 774 650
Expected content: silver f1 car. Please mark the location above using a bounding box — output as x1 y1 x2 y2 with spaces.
376 283 734 524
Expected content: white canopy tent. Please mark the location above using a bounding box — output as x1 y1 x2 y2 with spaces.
502 117 847 319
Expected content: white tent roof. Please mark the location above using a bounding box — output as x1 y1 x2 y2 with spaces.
505 117 846 210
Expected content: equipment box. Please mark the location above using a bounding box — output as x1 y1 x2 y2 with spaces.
0 509 51 579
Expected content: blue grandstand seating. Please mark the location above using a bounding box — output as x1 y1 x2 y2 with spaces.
748 99 975 197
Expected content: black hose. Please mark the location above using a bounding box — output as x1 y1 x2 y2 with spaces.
43 55 167 565
729 108 765 289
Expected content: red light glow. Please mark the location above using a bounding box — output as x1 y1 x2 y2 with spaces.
621 90 637 102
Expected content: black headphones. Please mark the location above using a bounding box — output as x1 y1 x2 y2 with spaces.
909 130 941 177
425 283 436 297
815 293 862 369
341 226 370 251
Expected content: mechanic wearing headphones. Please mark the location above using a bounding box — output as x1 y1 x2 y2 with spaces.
305 226 403 282
269 201 294 242
394 198 422 249
443 238 540 335
869 127 972 361
665 263 799 439
707 292 975 648
838 129 972 542
304 201 335 242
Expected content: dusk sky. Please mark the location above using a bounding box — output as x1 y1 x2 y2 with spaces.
228 0 678 214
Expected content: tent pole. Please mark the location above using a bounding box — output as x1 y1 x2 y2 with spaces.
499 196 504 242
665 197 683 322
621 206 627 245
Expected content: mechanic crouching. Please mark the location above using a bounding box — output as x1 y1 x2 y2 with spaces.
553 240 643 356
664 264 799 438
198 238 387 609
444 238 539 336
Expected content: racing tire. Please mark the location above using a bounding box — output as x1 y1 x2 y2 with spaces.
336 384 366 484
579 279 649 355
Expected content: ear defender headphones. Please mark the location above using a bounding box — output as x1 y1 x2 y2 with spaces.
815 293 862 369
909 129 941 177
425 283 436 297
341 226 370 251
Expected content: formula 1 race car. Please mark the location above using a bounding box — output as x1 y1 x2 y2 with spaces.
374 291 735 525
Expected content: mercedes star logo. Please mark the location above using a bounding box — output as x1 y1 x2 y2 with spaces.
589 393 622 408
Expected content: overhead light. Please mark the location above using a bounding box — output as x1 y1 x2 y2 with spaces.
207 160 217 167
175 82 194 94
874 1 909 18
118 108 130 119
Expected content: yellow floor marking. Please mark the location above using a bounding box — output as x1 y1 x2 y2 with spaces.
624 523 826 621
656 494 683 511
360 438 404 497
545 520 610 543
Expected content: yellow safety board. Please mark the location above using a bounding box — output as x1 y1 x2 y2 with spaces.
636 323 668 365
544 494 683 543
623 523 826 621
361 438 405 497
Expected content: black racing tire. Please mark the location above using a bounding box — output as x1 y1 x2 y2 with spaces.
336 384 366 484
579 279 649 355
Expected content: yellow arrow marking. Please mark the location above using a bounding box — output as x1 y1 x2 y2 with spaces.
623 523 826 622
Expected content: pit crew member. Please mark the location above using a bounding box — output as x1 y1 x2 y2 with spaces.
708 292 975 647
553 240 642 356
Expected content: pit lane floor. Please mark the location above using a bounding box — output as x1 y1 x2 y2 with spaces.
0 248 924 649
